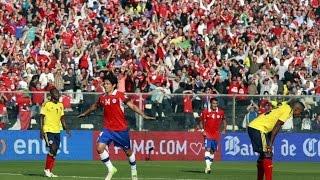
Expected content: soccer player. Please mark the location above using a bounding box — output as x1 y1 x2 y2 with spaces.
199 97 227 174
40 88 70 177
78 72 155 180
248 99 305 180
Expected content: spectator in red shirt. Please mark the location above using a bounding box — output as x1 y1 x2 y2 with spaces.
183 90 195 130
0 94 8 130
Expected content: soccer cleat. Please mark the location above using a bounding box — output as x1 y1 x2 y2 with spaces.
131 169 138 180
44 169 52 177
50 172 58 178
44 169 58 178
105 166 117 180
204 167 211 174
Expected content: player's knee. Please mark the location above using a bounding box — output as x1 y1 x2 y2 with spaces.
263 152 273 159
96 145 105 154
50 145 58 156
124 149 133 157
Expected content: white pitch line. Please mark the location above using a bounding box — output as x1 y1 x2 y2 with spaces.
0 172 206 180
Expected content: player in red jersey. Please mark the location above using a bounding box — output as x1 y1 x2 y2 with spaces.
78 72 154 180
199 97 227 174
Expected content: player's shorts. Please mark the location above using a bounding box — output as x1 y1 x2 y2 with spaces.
204 138 218 151
44 132 60 147
97 128 130 150
248 127 271 154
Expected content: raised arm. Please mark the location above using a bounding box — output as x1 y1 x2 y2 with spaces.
78 102 99 118
126 100 155 120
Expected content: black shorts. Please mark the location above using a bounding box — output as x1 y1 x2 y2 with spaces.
44 132 60 147
248 127 271 154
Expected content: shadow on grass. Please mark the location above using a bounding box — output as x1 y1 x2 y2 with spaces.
180 170 204 174
24 173 45 178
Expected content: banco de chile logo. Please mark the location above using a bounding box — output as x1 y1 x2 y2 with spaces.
303 138 319 157
0 139 6 154
225 136 240 156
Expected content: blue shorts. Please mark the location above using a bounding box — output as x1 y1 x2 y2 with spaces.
204 138 218 152
44 132 60 147
97 128 131 150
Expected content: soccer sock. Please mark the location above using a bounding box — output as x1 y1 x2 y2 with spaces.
128 153 137 170
45 154 54 170
257 160 264 180
99 150 113 171
263 158 273 180
204 151 213 168
49 156 56 172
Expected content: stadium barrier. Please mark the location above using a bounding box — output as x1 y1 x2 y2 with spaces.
0 91 319 132
1 131 319 161
222 132 320 161
0 130 93 160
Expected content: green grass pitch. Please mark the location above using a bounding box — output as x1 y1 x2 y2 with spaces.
0 161 319 180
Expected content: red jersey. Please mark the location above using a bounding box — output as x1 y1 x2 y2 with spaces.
227 81 240 94
98 90 129 131
200 108 225 140
15 94 32 108
61 95 72 109
30 87 45 105
183 95 193 113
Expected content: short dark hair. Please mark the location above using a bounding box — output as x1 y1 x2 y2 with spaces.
288 99 305 110
295 101 305 110
104 72 118 85
210 97 218 103
50 88 58 94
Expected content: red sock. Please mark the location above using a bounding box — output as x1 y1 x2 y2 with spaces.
45 155 54 170
263 158 273 180
49 156 56 172
257 160 264 180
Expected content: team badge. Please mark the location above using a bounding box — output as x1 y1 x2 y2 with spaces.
112 99 117 103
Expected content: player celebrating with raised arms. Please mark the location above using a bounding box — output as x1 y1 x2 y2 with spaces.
199 97 227 174
40 88 70 177
78 72 155 180
248 99 304 180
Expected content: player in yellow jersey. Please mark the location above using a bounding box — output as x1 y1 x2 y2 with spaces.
248 99 304 180
40 88 70 178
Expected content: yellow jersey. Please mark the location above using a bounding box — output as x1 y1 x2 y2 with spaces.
248 102 292 133
40 101 64 133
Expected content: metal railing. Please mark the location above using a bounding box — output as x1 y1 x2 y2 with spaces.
0 91 319 132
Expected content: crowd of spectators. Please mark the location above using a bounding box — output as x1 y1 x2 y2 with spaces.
0 0 320 130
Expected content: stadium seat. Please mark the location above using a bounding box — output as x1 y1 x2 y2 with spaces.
193 112 199 118
145 104 152 109
30 118 37 125
226 125 239 131
80 124 94 129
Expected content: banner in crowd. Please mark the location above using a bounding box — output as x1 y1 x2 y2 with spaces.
93 131 221 161
0 130 92 160
222 132 320 161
